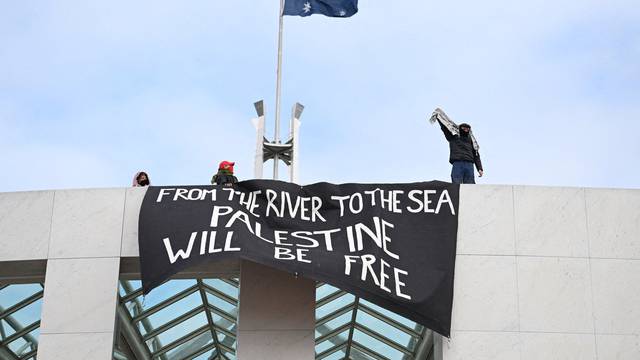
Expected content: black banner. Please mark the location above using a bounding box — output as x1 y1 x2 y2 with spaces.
139 180 459 336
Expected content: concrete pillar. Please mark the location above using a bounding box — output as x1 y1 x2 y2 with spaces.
37 258 120 359
236 261 315 360
37 188 125 360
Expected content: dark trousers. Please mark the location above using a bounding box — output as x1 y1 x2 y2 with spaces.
451 161 475 184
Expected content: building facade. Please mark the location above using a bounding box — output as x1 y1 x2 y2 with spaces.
0 185 639 359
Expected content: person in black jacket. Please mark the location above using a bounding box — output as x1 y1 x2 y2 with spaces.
439 122 483 184
211 161 238 187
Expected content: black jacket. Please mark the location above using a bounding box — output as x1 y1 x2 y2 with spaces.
212 173 238 186
439 122 483 171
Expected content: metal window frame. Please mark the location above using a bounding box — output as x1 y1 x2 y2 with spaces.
314 283 435 360
0 283 44 359
115 278 239 360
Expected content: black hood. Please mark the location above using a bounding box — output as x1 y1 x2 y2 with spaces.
459 123 471 136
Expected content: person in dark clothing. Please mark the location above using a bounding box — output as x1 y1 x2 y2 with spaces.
132 171 151 187
439 121 483 184
211 161 238 187
430 108 484 183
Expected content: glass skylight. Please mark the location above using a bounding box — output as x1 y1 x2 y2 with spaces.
115 279 239 360
114 280 434 360
0 283 44 360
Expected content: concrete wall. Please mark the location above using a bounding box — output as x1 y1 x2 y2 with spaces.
0 188 127 359
439 185 640 360
0 187 292 359
1 184 639 359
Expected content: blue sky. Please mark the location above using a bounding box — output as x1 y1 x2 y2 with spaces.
1 0 638 192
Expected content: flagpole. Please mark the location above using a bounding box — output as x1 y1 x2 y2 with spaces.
273 0 285 180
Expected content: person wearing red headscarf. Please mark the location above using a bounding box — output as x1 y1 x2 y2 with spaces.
211 161 238 187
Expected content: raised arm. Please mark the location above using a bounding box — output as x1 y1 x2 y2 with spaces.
439 120 454 141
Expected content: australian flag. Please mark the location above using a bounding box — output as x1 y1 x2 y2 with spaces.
283 0 358 17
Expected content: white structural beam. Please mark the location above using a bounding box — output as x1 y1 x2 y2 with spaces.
236 261 315 360
252 100 302 182
252 115 266 180
240 100 313 359
38 258 120 360
288 103 303 184
36 188 124 360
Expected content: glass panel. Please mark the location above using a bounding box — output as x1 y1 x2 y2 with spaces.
192 349 218 360
316 293 355 319
133 280 196 309
350 346 379 360
319 348 346 360
356 310 414 349
125 279 197 317
359 299 422 331
216 329 236 350
162 330 213 359
315 329 349 354
6 335 28 355
318 310 352 333
7 328 39 356
316 283 340 301
147 337 163 354
1 318 17 338
0 284 42 360
212 312 235 333
145 311 208 349
8 299 42 330
205 292 237 315
0 284 41 308
144 292 202 330
203 279 238 299
222 350 237 360
115 279 239 360
352 329 405 359
127 301 143 319
118 282 128 297
121 280 142 295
